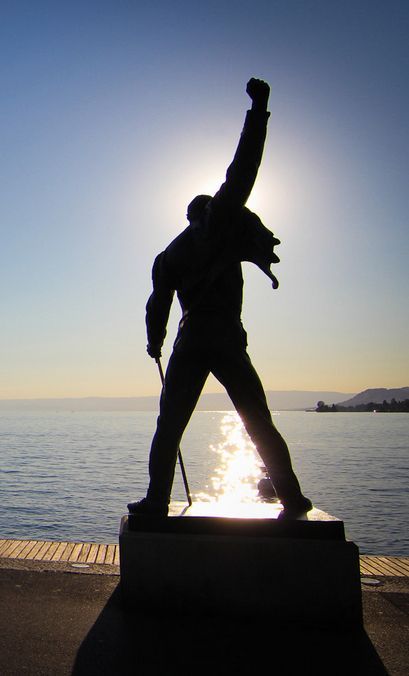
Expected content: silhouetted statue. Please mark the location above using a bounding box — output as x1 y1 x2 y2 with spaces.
128 79 312 518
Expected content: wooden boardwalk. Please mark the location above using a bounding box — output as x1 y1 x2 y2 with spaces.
0 538 408 576
0 539 119 566
359 555 409 577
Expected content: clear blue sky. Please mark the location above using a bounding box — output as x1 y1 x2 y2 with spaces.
1 0 408 398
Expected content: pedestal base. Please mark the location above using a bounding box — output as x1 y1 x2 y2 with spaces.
119 502 362 627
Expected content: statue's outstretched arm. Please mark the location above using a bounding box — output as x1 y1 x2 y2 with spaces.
212 78 270 213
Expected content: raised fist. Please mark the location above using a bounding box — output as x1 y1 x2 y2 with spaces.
246 78 270 109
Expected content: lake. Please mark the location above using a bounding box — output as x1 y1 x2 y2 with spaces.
0 410 408 555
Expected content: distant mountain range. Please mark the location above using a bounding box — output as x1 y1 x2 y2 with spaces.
1 388 406 412
0 390 353 411
337 387 409 408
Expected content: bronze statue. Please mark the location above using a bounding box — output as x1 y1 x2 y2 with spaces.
128 79 312 518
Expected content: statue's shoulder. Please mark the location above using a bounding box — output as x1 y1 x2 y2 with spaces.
166 225 196 261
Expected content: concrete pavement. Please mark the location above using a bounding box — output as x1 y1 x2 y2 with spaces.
0 557 408 675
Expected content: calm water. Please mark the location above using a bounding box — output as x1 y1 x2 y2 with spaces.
0 410 408 555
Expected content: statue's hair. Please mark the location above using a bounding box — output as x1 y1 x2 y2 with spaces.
187 194 212 221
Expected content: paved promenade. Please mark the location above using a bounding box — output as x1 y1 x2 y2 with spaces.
0 547 408 675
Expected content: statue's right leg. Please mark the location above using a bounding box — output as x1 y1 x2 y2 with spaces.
211 347 312 514
146 349 209 506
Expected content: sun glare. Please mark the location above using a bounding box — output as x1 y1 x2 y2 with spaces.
196 413 263 507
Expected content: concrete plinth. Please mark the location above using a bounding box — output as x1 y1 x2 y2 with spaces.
119 503 362 627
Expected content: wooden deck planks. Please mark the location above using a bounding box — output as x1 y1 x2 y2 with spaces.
69 543 85 563
36 541 55 561
50 542 69 562
0 539 120 566
77 543 92 563
26 540 48 560
395 557 409 575
360 555 409 577
105 544 117 565
375 556 408 577
42 541 63 562
95 544 109 564
0 540 12 556
360 560 379 576
1 540 26 558
0 539 408 575
59 542 77 561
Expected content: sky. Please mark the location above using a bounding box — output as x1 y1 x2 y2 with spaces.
1 0 408 399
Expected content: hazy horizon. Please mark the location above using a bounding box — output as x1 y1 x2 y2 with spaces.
0 388 355 411
0 387 355 401
2 386 409 412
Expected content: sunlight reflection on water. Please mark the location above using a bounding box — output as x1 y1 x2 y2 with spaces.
195 412 263 506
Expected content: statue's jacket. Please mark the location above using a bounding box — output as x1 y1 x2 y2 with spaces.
146 108 281 354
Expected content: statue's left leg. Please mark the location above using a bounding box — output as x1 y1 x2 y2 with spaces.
212 348 312 510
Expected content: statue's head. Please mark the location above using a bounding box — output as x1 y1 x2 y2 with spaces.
187 194 212 222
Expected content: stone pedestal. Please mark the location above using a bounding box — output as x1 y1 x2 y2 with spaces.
119 502 362 627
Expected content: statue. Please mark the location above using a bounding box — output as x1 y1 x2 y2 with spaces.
128 79 312 519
